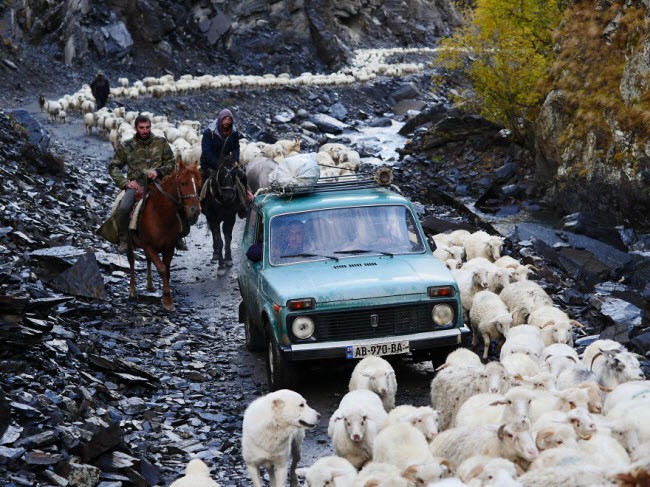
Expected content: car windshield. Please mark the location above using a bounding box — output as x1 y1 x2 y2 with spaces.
269 204 425 265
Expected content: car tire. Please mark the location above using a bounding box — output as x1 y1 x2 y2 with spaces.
243 308 265 352
266 333 300 391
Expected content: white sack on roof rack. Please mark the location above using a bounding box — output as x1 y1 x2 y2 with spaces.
269 153 320 190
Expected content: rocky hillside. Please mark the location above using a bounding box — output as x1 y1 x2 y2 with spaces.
0 0 459 79
534 0 650 231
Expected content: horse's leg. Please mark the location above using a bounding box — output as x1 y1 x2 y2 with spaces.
223 211 237 267
142 246 174 312
161 247 175 311
146 258 155 292
216 217 226 276
127 246 137 299
206 211 221 263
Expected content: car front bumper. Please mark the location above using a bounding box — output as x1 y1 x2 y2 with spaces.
283 325 471 361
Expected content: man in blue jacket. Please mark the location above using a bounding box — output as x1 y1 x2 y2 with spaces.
200 108 251 217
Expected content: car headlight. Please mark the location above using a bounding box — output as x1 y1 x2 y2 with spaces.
432 304 454 326
291 316 315 339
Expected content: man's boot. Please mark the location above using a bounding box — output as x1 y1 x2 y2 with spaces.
117 236 128 254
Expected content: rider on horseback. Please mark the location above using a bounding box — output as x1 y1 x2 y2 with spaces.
108 114 175 253
200 109 250 217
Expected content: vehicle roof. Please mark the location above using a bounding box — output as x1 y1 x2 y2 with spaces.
253 187 414 219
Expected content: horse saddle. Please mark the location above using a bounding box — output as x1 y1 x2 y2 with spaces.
96 189 147 244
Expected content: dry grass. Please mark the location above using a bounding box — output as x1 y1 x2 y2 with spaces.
545 0 650 153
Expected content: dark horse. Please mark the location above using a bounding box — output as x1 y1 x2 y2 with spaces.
127 161 202 311
203 155 247 276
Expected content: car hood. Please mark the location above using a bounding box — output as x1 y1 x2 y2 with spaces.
264 255 454 304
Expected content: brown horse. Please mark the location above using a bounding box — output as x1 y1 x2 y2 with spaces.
126 161 201 311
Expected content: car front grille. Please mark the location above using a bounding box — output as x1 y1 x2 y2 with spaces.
289 302 457 341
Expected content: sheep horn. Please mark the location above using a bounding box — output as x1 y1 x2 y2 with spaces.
589 351 603 371
566 355 577 363
526 264 540 271
598 385 613 393
535 429 554 450
497 424 507 440
435 363 449 371
570 320 586 329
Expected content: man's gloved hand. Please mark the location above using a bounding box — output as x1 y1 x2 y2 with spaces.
126 180 144 199
146 170 158 180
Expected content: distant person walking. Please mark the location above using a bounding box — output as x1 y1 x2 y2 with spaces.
90 71 110 110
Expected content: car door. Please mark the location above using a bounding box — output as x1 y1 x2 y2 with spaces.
241 207 264 322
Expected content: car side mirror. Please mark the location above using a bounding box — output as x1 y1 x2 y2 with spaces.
427 236 437 252
246 243 263 263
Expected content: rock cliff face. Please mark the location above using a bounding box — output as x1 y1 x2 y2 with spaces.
1 0 460 75
534 0 650 230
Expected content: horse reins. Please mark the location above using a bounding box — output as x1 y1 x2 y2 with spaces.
153 172 198 207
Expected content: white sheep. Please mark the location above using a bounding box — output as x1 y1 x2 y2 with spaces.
533 408 597 441
527 387 591 424
581 339 645 389
577 431 631 469
602 380 650 415
499 325 545 362
469 290 512 359
373 423 435 470
501 353 541 380
499 281 553 326
433 244 465 264
463 231 505 262
295 456 357 487
456 456 520 487
400 461 454 487
518 463 609 486
431 362 510 430
451 267 489 316
349 356 397 412
169 459 220 487
382 405 440 442
528 305 584 346
429 421 538 470
453 386 537 428
533 422 579 451
435 348 482 371
463 258 512 293
353 462 408 487
328 390 388 468
447 229 472 247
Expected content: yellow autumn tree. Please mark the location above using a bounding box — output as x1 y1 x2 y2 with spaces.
436 0 564 140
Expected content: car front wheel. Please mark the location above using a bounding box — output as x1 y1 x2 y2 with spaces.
266 333 299 391
243 308 264 352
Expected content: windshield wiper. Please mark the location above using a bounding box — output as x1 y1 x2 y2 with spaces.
280 252 340 262
334 249 394 258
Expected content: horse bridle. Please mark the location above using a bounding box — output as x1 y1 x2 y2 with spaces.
210 163 238 205
153 172 199 207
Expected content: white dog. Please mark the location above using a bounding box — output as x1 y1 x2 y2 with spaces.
169 458 220 487
242 389 320 487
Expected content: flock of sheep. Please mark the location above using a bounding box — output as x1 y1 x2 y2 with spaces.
36 45 427 179
169 228 648 487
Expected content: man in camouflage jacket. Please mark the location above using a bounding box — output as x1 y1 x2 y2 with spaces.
109 114 175 253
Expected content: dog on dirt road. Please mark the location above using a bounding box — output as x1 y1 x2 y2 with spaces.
242 389 321 487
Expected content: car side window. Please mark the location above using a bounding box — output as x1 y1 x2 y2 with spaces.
244 208 258 249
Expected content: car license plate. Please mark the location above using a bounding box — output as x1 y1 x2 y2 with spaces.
346 340 410 359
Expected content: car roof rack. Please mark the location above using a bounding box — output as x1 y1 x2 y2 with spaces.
263 168 394 196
